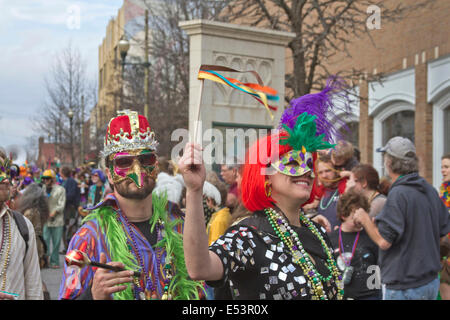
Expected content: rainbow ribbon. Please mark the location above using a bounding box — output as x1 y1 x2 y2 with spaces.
197 65 279 120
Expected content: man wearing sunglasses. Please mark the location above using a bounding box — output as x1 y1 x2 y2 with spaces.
59 110 203 300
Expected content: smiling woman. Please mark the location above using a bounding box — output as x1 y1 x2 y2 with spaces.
181 79 349 300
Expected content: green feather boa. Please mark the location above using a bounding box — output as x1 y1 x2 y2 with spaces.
84 192 204 300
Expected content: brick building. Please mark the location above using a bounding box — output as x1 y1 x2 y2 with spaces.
91 1 449 189
322 0 450 190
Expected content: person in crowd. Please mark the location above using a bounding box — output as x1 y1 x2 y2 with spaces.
220 158 241 210
345 164 387 218
87 169 106 208
329 189 381 300
439 153 450 300
354 137 450 300
181 82 346 300
0 149 43 300
42 169 66 269
60 166 80 253
32 166 42 185
17 182 51 299
330 140 359 173
378 176 392 196
204 172 230 246
19 176 34 192
157 156 174 176
314 154 347 231
59 110 203 300
77 171 89 208
17 183 49 268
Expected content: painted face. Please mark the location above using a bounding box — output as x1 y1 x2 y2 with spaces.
109 149 158 188
271 147 315 178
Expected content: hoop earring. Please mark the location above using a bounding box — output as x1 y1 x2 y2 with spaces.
264 181 272 198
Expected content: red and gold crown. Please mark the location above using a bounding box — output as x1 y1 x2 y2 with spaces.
102 110 158 158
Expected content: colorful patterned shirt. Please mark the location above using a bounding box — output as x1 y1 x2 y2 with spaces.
58 193 184 300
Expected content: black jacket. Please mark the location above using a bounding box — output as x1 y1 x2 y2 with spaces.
375 172 450 290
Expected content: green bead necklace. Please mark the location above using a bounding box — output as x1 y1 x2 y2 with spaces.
264 207 344 300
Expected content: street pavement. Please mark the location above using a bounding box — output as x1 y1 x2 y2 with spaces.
40 244 65 300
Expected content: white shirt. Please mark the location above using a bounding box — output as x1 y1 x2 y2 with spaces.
0 204 43 300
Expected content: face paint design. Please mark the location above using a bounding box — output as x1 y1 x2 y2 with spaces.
0 157 11 183
109 149 158 188
271 146 315 178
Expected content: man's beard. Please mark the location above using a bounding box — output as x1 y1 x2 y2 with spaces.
114 176 155 200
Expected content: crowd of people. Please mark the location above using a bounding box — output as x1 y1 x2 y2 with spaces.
0 87 449 301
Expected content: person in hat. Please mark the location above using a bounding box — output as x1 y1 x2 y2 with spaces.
0 149 43 300
41 169 66 269
180 81 347 300
354 136 450 300
59 110 203 300
86 169 106 208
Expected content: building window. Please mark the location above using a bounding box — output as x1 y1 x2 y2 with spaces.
339 121 359 148
382 110 415 147
445 106 450 154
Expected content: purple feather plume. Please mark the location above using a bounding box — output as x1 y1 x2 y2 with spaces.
279 77 352 143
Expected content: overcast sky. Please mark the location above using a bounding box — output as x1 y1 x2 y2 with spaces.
0 0 123 155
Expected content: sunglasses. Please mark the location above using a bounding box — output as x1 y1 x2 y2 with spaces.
113 153 157 169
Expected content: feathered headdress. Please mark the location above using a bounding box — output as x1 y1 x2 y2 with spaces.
279 77 351 152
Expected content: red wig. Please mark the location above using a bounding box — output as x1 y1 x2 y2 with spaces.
240 132 294 212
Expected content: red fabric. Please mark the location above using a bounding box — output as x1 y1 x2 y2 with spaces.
107 115 151 141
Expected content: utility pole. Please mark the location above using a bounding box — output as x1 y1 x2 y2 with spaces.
144 9 149 119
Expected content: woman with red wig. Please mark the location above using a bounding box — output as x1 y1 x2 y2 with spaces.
180 80 348 300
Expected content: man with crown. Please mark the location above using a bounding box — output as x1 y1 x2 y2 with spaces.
59 110 203 300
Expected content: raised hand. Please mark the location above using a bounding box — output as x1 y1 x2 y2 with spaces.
178 142 206 192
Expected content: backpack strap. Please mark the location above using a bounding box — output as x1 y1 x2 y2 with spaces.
11 210 29 255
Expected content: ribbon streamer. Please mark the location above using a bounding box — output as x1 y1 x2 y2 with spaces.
197 65 279 120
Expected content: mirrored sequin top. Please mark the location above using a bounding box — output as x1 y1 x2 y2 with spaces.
208 211 340 300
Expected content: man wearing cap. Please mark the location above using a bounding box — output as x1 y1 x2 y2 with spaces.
354 136 450 300
59 110 203 300
0 149 43 300
42 169 66 268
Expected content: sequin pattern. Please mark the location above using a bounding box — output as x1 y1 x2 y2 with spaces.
208 212 339 300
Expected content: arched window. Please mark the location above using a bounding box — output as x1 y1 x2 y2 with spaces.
382 110 415 147
373 102 415 176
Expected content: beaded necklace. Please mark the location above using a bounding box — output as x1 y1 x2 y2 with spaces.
118 212 174 300
0 213 12 291
264 207 343 300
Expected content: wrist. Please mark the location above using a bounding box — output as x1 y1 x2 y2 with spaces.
186 188 203 199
